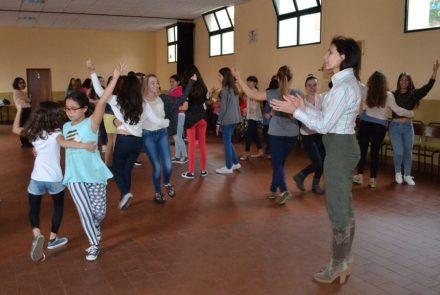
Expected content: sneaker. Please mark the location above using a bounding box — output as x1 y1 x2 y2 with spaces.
278 190 293 205
250 150 264 158
164 184 175 197
267 191 278 200
30 234 45 262
239 154 249 161
177 157 188 164
216 167 233 174
134 160 143 166
119 193 133 210
352 174 363 185
200 170 208 177
232 163 241 170
154 192 166 204
85 245 100 261
47 237 69 250
395 172 403 184
368 178 376 188
182 171 195 179
171 157 180 163
403 175 415 186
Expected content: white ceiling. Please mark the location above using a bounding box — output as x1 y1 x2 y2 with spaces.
0 0 247 31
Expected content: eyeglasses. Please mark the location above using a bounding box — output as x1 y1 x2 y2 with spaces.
64 107 82 112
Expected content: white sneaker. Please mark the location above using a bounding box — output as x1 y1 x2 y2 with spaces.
216 167 233 174
119 193 133 210
403 175 415 186
395 172 403 184
232 163 241 170
352 174 363 184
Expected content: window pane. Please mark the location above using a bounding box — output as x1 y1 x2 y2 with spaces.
407 0 440 31
215 9 232 29
274 0 295 15
174 26 178 41
204 13 219 32
299 12 320 44
295 0 318 10
167 27 175 42
168 45 176 62
278 18 297 47
227 6 235 26
210 34 221 56
222 31 234 54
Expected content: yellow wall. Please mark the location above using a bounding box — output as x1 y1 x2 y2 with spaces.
187 0 440 99
0 27 156 101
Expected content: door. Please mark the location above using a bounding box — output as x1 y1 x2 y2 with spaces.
26 69 52 106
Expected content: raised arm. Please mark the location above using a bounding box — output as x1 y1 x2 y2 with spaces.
12 103 24 135
86 59 105 97
231 69 267 101
413 60 439 102
90 63 127 133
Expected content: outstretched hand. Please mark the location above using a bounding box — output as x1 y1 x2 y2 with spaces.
270 94 304 114
433 59 439 73
113 63 127 78
231 68 240 80
190 74 197 81
86 58 95 72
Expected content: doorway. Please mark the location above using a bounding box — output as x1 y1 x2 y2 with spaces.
26 69 52 106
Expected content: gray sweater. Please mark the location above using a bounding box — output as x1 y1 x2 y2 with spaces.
267 88 302 137
217 86 242 126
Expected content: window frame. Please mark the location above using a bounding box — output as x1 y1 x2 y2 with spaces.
202 6 235 57
166 24 178 63
404 0 440 33
272 0 322 49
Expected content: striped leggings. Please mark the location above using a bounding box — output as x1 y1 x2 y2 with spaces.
67 183 107 246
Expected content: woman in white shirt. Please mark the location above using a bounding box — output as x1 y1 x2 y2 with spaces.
271 36 362 284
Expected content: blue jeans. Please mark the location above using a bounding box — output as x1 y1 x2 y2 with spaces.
221 124 239 169
112 135 143 198
389 121 414 175
174 113 187 158
270 135 297 192
142 128 172 193
28 179 65 195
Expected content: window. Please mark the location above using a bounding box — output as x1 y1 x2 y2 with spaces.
405 0 440 32
167 25 178 63
273 0 322 48
202 6 235 57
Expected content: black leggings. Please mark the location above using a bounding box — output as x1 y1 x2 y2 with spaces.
28 191 64 234
299 133 325 179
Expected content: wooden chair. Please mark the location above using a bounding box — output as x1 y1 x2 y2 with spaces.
422 123 440 175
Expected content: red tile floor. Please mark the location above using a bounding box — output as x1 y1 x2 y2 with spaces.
1 125 440 295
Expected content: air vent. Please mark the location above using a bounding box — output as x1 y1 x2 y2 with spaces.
18 16 37 20
21 0 45 4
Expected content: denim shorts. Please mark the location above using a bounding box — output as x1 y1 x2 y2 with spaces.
27 179 65 195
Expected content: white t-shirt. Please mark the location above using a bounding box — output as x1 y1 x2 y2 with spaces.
31 131 63 182
142 97 168 131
